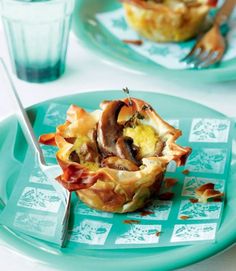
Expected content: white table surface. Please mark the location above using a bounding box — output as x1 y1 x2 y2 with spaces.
0 13 236 271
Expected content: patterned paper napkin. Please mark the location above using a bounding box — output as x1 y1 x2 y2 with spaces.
95 8 236 70
0 148 70 246
66 117 232 249
0 103 233 249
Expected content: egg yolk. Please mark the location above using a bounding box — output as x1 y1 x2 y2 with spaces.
123 124 160 158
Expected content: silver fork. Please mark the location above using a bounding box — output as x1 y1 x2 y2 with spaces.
0 58 70 244
181 0 236 69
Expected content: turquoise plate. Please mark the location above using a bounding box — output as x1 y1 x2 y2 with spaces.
72 0 236 82
0 91 236 271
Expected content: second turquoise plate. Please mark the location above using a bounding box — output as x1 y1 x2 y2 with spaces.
72 0 236 82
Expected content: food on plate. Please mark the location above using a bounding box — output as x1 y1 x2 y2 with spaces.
123 39 143 45
120 0 217 42
195 182 224 203
39 97 191 213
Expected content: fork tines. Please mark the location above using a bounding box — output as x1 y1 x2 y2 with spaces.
181 47 221 69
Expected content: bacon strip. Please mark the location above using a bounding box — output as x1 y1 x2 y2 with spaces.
39 133 56 146
56 161 105 191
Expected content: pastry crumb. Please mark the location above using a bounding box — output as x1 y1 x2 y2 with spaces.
180 215 190 220
189 198 198 203
195 182 224 203
140 210 155 216
182 169 190 175
164 178 178 189
123 220 140 224
158 192 174 200
122 39 143 45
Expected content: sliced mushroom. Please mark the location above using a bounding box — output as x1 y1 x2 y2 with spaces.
65 137 77 144
79 142 100 164
97 100 141 165
69 129 101 164
101 156 139 171
116 136 140 165
97 100 125 156
69 150 80 163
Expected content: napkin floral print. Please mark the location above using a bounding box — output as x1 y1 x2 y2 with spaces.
0 148 67 245
0 103 233 249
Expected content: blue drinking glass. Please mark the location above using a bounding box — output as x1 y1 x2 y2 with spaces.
1 0 75 83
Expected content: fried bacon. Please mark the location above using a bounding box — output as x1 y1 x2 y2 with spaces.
39 133 56 146
56 160 106 191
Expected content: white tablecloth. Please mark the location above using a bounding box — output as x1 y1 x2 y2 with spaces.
0 14 236 271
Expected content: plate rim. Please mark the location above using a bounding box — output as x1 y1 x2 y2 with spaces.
0 90 236 271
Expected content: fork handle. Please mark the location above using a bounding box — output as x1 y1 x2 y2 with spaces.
0 58 47 166
214 0 236 26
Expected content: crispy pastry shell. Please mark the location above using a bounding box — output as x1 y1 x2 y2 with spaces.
39 98 191 213
121 0 211 42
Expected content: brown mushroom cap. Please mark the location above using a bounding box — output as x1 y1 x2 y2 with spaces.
97 100 125 156
101 156 139 171
116 136 140 165
97 100 140 164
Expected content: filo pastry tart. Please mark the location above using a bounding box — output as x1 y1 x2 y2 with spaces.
121 0 216 42
39 98 191 213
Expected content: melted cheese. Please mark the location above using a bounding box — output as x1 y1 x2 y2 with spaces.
72 136 90 150
83 162 100 171
69 136 99 171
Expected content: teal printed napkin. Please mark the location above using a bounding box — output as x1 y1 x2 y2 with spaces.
96 8 236 70
0 149 69 246
0 103 233 249
66 117 231 249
